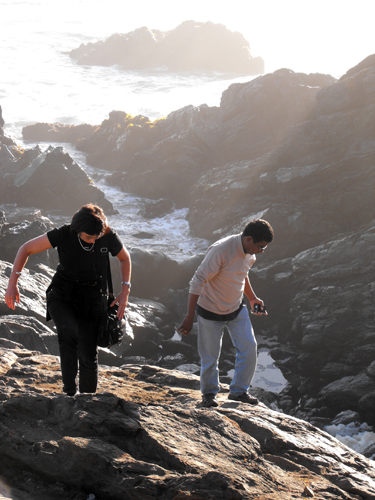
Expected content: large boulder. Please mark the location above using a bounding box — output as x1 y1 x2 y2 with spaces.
0 140 116 214
69 21 264 75
0 315 59 355
263 223 375 424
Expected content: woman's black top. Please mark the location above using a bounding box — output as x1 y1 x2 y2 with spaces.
45 224 123 320
47 224 123 283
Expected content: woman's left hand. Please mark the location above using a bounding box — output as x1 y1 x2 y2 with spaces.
110 290 129 319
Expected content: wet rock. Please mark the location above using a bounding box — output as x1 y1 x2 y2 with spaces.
69 21 264 74
331 410 362 426
132 231 155 239
139 198 175 219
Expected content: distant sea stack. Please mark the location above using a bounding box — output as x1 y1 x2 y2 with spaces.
69 20 264 75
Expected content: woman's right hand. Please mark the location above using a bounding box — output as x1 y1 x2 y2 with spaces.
5 283 20 310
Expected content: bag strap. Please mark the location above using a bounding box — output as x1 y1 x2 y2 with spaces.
106 254 115 300
99 243 115 304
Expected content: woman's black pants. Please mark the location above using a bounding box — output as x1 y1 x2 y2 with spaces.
47 293 100 395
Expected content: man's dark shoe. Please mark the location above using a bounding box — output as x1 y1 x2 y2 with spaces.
228 392 259 405
200 393 219 408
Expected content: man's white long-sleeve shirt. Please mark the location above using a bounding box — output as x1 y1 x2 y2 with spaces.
189 234 256 315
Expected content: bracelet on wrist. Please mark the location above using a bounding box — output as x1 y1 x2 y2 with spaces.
12 270 22 275
121 281 131 289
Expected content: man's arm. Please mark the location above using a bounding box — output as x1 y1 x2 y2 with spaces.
177 246 223 335
177 293 199 336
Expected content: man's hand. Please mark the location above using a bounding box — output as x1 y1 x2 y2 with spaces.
250 298 268 315
177 315 194 336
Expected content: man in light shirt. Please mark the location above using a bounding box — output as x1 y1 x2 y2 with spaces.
177 219 274 408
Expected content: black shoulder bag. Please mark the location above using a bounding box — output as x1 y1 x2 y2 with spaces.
97 248 126 348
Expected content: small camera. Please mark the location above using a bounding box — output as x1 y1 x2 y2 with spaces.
252 304 267 314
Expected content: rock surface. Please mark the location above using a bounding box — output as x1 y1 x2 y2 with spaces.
1 339 375 500
69 21 264 75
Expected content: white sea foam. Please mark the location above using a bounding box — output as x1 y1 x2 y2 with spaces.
324 423 375 460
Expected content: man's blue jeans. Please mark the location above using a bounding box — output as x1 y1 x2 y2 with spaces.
197 307 257 396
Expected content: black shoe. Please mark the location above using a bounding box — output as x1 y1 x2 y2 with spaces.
66 390 79 396
200 393 219 408
228 392 259 405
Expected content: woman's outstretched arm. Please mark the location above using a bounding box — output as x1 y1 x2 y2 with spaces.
5 234 52 309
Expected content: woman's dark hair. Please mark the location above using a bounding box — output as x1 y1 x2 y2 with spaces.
70 204 109 236
242 219 274 243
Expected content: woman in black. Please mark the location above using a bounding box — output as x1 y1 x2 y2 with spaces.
5 204 131 395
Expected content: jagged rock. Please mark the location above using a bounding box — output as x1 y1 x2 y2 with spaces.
0 210 56 270
0 345 375 500
0 315 58 355
252 222 375 424
0 141 116 214
69 21 264 75
332 410 362 426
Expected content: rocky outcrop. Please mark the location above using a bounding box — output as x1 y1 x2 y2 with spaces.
1 340 375 500
1 145 115 213
23 71 336 208
1 110 115 214
254 222 375 426
69 21 264 75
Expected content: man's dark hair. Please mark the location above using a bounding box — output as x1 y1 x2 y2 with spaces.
242 219 274 243
70 204 109 236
